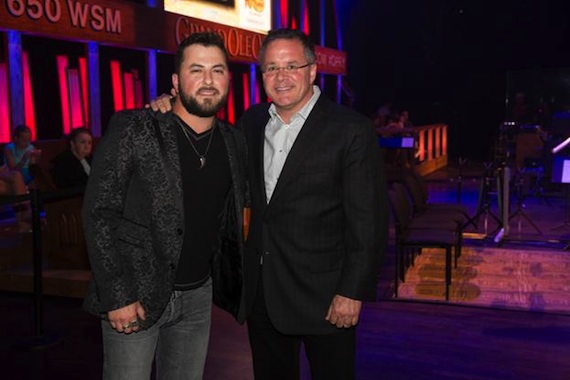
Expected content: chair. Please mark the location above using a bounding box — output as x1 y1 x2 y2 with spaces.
404 171 474 234
402 172 466 258
388 183 461 300
395 178 464 265
403 170 470 222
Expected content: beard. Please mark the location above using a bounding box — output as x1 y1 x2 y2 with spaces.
178 86 228 117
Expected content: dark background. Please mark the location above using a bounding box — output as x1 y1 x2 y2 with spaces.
338 0 570 161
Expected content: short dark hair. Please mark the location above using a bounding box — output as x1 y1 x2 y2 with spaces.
258 28 316 66
174 32 229 74
12 124 31 139
68 127 92 147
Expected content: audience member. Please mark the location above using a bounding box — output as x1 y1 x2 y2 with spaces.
400 109 414 128
372 101 392 130
385 113 404 129
52 127 93 189
0 166 30 232
4 125 41 185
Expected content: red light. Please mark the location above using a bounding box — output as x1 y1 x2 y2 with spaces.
280 0 288 27
67 68 84 129
22 52 36 139
123 71 135 109
227 73 235 124
110 60 124 111
242 73 250 110
78 57 89 128
0 63 10 142
57 55 71 135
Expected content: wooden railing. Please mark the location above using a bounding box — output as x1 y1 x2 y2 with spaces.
377 123 448 176
415 124 448 175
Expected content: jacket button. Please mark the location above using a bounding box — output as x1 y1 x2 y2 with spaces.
169 263 176 270
176 228 183 235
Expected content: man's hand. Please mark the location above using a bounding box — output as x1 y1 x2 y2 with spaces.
108 301 146 334
325 294 362 329
146 89 176 113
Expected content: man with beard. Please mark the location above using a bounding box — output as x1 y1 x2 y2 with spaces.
82 32 248 380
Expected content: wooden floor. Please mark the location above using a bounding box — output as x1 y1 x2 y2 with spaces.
1 293 569 380
1 163 570 379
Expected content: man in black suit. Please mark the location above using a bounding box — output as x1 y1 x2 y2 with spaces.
82 32 247 379
237 28 388 379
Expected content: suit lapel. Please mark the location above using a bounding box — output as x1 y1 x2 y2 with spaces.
269 97 329 205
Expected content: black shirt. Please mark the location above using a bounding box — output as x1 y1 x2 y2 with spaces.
173 117 231 289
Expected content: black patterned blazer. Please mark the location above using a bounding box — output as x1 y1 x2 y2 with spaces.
82 109 248 327
238 95 389 335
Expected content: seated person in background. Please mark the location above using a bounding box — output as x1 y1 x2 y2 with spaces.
0 165 31 232
385 113 405 129
4 125 41 185
52 127 93 189
381 113 415 168
400 109 414 128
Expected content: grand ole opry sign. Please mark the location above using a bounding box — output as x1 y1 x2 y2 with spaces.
0 0 346 75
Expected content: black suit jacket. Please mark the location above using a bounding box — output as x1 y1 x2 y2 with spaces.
238 96 388 335
83 109 248 327
52 149 91 189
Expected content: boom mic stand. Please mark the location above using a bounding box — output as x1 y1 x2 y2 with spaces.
508 168 542 236
490 122 516 244
463 162 503 236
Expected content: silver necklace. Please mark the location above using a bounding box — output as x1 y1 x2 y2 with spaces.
176 118 216 169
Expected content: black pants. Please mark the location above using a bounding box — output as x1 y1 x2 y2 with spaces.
247 275 356 380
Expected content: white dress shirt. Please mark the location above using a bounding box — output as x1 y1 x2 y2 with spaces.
80 158 91 176
264 86 321 202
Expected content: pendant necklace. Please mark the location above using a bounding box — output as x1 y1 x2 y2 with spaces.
176 118 216 169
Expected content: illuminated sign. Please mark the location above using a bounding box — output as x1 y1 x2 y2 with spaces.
315 46 346 76
165 0 271 34
0 0 346 75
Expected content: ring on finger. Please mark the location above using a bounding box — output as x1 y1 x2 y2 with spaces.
124 320 139 330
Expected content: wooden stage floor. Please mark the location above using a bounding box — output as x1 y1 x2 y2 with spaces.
1 293 568 380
